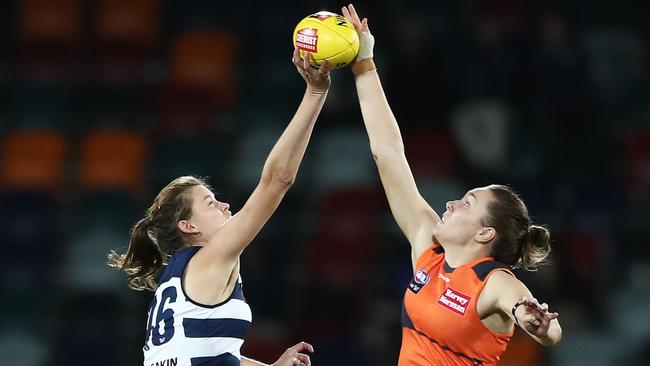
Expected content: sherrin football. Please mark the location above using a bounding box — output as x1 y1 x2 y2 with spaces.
292 11 360 70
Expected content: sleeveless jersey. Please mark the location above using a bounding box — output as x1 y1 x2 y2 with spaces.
143 246 252 366
398 245 514 366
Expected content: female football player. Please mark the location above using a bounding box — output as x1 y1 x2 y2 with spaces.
342 4 562 365
109 49 329 366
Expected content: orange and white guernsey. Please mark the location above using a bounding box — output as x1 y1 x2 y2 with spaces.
399 245 515 366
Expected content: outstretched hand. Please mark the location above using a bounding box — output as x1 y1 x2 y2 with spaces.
272 341 314 366
341 4 374 61
292 48 330 94
514 297 559 338
341 4 368 33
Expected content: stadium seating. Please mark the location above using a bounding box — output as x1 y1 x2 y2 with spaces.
16 0 81 81
77 130 149 193
169 32 239 108
1 130 67 192
92 0 160 84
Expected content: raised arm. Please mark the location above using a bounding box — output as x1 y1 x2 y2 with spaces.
343 4 439 259
200 51 330 265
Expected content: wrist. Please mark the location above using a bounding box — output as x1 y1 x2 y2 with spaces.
306 86 329 96
352 58 376 77
511 301 525 327
356 31 375 61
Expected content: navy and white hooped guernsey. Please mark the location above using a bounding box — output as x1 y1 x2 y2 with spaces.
143 246 252 366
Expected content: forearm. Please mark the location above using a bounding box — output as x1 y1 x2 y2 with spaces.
241 356 269 366
261 89 327 184
353 59 404 153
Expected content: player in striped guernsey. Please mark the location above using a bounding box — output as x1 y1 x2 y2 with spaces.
109 50 330 366
342 4 562 365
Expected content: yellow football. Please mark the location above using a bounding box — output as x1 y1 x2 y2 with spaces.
292 11 360 70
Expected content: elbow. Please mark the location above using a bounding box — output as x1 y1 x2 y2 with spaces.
261 170 296 189
275 173 296 187
370 141 405 163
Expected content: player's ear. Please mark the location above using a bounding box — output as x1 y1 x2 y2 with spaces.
475 227 495 244
178 219 199 234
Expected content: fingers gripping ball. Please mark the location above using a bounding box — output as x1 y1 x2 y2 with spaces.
292 11 359 70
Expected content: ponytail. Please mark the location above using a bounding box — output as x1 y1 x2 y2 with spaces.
108 216 165 291
107 175 210 291
519 224 551 270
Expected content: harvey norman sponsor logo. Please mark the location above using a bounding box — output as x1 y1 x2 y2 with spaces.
437 287 471 316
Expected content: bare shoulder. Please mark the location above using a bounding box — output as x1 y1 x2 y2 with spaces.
485 270 528 293
185 249 239 305
486 270 518 286
483 270 532 311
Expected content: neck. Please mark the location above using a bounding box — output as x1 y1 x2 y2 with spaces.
440 241 491 268
192 237 209 247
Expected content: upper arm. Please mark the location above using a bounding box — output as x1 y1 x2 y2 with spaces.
372 143 440 255
483 270 532 318
483 270 562 345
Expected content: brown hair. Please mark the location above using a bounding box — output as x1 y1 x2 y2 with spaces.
482 184 551 270
107 176 210 291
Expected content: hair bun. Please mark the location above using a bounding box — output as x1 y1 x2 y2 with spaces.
527 225 550 248
520 225 551 270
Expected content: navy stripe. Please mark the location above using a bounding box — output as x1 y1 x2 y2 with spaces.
471 260 511 281
159 246 201 282
401 299 485 365
191 353 240 366
230 282 245 301
183 318 250 339
442 261 456 273
433 246 444 254
400 300 415 329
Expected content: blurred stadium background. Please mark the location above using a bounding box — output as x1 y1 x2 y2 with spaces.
0 0 649 365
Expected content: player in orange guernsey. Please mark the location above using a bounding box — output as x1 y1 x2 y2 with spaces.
342 4 562 365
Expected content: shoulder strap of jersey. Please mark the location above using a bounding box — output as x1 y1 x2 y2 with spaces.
471 260 512 282
164 246 201 279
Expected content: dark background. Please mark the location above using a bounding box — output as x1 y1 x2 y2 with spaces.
1 0 649 365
